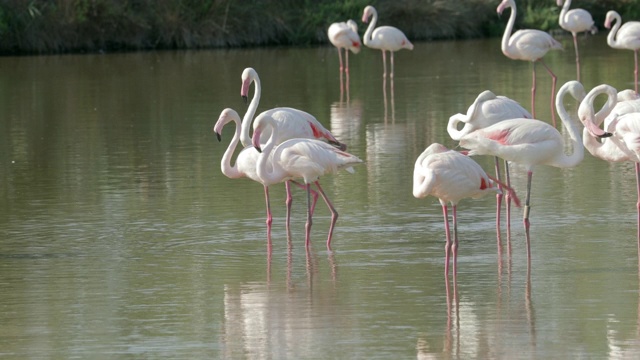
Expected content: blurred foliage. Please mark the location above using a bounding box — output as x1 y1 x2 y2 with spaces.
0 0 640 54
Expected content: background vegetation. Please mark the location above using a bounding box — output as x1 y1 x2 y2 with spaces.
0 0 639 54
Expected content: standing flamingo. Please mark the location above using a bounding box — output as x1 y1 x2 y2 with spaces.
252 116 363 250
413 143 520 278
557 0 597 82
448 90 531 236
498 0 563 126
458 81 611 259
361 5 413 80
213 108 319 242
580 84 640 250
327 20 361 75
240 67 347 230
605 10 640 93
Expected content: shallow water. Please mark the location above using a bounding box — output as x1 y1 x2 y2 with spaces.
2 34 640 358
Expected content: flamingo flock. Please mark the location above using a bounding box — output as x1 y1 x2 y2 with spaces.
214 2 640 278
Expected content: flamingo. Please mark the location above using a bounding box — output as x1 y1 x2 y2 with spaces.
448 90 531 236
213 108 319 241
413 143 520 278
327 20 361 75
239 67 347 229
361 5 413 80
557 0 597 82
579 84 640 250
498 0 563 126
605 10 640 93
251 116 363 249
458 81 612 259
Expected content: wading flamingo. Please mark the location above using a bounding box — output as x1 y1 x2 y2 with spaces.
580 84 640 252
213 109 319 242
328 20 361 75
498 0 563 126
605 10 640 93
252 116 363 250
557 0 597 82
361 5 413 80
448 90 531 236
458 81 611 260
240 67 347 230
413 143 520 278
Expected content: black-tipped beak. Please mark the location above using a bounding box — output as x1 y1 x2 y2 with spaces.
215 132 222 142
598 132 613 139
330 141 347 151
242 95 248 104
255 146 262 153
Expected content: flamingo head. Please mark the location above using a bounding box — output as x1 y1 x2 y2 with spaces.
604 11 617 29
241 67 257 102
556 0 564 6
362 5 375 23
214 108 240 142
496 0 511 16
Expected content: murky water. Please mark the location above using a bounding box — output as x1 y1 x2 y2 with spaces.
2 34 640 358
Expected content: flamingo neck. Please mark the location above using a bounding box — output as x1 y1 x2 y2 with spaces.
363 9 378 47
240 75 261 147
220 117 243 179
593 87 618 126
607 12 622 48
447 114 473 141
255 119 287 185
554 88 584 168
559 0 570 25
500 0 516 56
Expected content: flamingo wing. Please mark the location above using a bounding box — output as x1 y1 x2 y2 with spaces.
506 29 562 60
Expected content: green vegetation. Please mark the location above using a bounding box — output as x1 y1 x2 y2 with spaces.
0 0 639 54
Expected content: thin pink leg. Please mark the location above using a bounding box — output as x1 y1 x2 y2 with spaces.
635 50 639 94
635 163 640 257
304 183 313 248
540 59 557 128
442 203 452 278
382 50 387 78
314 181 338 250
264 185 272 239
390 51 395 79
338 47 344 74
345 49 350 75
494 157 503 237
452 204 459 279
285 181 293 230
524 170 533 261
573 33 581 82
290 180 319 215
505 161 512 241
531 62 536 119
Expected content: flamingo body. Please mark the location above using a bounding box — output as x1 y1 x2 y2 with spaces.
252 116 362 249
328 20 361 54
558 0 595 35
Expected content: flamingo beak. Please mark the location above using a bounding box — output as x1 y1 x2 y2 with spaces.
252 128 262 153
242 95 248 104
215 131 222 142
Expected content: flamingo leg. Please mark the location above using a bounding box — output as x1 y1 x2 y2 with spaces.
572 33 581 82
531 62 537 119
338 47 344 74
635 50 639 94
452 204 459 279
442 203 452 278
390 51 395 79
524 170 533 261
264 185 272 239
494 157 503 237
636 163 640 257
382 50 387 78
345 48 350 74
539 59 558 128
290 180 319 216
314 181 338 250
285 181 293 231
505 161 512 241
304 183 313 248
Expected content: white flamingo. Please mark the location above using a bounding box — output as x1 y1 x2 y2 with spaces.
557 0 597 81
605 10 640 93
413 143 520 278
361 5 413 79
498 0 563 126
458 81 611 259
327 20 361 75
252 116 363 250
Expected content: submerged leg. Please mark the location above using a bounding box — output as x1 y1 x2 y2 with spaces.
452 204 459 280
304 183 313 248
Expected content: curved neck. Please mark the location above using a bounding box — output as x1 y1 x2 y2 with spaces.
363 9 378 46
554 87 584 167
256 120 287 184
559 0 570 23
607 12 622 48
220 117 243 179
240 75 261 147
447 114 473 141
500 0 516 54
593 87 618 126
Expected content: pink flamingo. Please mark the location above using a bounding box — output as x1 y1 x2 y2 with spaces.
498 0 563 126
328 20 361 75
413 143 520 278
448 90 531 236
458 81 611 259
213 108 319 241
605 10 640 93
240 67 347 229
557 0 597 82
580 84 640 251
361 5 413 79
252 116 363 250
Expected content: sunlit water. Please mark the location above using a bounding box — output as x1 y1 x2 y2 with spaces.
2 34 640 358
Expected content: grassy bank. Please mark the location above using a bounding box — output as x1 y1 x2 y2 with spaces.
0 0 638 54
